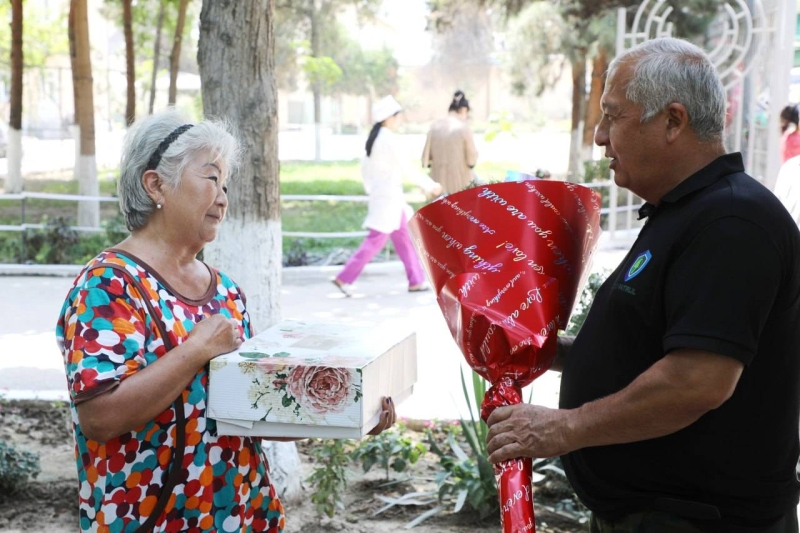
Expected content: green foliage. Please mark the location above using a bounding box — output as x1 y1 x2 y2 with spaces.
0 441 40 495
566 271 608 335
506 2 580 98
275 0 395 98
418 368 497 519
303 56 343 90
483 112 516 143
426 428 498 519
7 213 127 265
582 158 610 184
351 424 427 481
307 439 351 518
24 217 79 265
0 3 67 68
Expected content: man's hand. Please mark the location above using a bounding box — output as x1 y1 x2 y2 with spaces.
486 404 576 463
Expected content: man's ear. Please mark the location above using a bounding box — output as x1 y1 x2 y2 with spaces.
665 103 689 144
141 170 164 204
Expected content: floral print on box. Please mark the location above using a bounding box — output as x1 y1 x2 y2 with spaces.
56 250 285 533
240 360 363 422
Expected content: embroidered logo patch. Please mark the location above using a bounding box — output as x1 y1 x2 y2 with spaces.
624 250 652 282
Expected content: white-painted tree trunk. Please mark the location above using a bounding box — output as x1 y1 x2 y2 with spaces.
314 122 322 162
6 128 22 193
203 219 282 333
71 125 81 182
77 154 99 228
203 219 301 499
263 441 303 501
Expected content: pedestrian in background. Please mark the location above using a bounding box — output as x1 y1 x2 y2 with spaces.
333 96 441 297
421 90 479 194
780 104 800 163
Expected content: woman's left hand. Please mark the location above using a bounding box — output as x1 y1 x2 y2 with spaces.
368 397 396 435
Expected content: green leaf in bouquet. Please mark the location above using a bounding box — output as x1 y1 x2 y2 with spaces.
281 395 294 407
273 351 291 357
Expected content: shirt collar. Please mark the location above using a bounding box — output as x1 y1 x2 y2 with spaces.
637 152 744 220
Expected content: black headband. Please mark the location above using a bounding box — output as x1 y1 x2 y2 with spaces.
145 124 194 171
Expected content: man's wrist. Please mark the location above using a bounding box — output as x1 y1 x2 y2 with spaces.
562 405 588 454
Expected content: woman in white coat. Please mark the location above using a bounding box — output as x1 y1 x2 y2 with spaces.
333 96 441 297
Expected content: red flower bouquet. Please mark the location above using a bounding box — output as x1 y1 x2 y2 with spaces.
408 180 602 532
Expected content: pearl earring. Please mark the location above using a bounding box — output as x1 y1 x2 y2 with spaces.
157 203 162 209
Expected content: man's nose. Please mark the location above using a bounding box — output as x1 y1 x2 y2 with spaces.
595 119 609 147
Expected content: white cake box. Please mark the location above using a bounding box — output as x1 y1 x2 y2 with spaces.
207 320 417 439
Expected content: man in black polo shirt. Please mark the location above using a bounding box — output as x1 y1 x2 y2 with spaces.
485 37 800 532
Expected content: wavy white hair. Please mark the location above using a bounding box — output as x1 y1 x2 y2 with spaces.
118 109 241 231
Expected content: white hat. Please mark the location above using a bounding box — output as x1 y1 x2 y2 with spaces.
372 95 403 124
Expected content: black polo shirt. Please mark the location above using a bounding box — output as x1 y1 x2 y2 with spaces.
560 153 800 531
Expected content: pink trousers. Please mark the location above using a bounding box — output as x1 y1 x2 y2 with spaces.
336 214 425 286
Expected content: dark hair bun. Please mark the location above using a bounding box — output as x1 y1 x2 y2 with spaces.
449 90 469 112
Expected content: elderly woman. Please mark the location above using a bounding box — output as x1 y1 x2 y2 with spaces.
57 110 395 533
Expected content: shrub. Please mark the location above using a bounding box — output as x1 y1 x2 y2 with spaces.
307 439 351 518
0 441 40 494
351 423 426 481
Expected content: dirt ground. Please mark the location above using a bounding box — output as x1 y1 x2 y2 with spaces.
0 400 587 532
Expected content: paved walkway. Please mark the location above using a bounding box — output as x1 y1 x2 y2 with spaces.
0 250 627 421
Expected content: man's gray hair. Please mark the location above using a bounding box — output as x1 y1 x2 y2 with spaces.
118 109 241 231
610 37 726 142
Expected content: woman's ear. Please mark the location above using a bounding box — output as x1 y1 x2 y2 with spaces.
141 170 164 204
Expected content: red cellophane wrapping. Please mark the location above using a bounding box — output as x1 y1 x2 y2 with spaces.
408 181 602 533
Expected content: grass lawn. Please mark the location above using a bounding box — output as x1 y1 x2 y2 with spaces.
0 160 519 265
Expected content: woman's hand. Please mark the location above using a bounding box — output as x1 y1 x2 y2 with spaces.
187 314 243 364
368 397 397 435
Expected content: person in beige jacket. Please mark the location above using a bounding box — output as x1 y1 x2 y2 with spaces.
421 90 479 194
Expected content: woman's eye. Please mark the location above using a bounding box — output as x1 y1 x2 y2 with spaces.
222 186 228 194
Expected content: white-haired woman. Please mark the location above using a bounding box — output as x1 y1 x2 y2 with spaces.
56 110 395 533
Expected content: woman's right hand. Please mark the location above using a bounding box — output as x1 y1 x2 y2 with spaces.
187 314 243 364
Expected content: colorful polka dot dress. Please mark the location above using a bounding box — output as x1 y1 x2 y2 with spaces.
56 250 286 533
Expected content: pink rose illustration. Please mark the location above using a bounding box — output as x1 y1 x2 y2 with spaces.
288 366 352 414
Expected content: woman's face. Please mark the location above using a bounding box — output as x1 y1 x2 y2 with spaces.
383 113 403 130
161 150 229 245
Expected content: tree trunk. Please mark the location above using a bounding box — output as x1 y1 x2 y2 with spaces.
311 2 322 161
149 0 166 114
582 48 607 161
68 1 80 186
567 48 587 181
7 0 23 194
198 0 301 501
169 0 190 106
123 0 135 125
70 0 98 227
